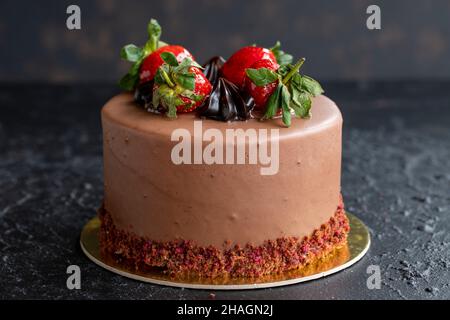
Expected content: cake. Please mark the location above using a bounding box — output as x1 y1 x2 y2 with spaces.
99 19 350 278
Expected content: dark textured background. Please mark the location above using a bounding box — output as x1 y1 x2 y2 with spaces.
1 0 450 300
1 0 450 82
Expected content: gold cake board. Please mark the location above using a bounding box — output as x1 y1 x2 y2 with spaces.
80 213 370 290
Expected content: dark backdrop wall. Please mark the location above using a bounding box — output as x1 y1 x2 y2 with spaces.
1 0 449 82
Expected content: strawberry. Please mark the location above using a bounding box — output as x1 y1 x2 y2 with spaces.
221 46 278 88
119 19 193 91
139 45 193 84
244 58 324 127
244 59 279 110
151 53 212 117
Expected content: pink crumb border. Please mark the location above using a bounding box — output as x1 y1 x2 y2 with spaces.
99 199 350 278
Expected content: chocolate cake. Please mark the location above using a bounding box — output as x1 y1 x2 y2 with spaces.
98 19 350 278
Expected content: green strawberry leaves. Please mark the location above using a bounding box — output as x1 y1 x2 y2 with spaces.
263 82 283 120
120 44 142 63
270 41 293 66
175 56 203 71
281 85 292 127
300 75 324 96
251 58 324 127
245 68 279 86
289 73 322 118
119 60 142 90
152 55 204 117
158 52 203 90
144 19 162 53
152 84 183 118
119 19 166 91
160 51 179 67
174 73 196 90
155 53 201 91
290 88 312 118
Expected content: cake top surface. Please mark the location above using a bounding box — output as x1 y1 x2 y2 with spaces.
102 93 342 139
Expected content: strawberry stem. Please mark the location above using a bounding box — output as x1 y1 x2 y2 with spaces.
282 58 305 85
161 68 175 88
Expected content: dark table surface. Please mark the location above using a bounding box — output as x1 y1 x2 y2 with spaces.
1 81 449 300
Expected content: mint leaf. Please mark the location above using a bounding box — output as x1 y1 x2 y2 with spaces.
263 82 283 119
270 41 293 66
281 85 292 126
160 52 179 67
245 68 279 86
301 75 324 96
120 44 142 62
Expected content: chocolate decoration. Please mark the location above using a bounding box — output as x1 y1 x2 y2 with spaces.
202 56 225 84
200 56 255 121
134 81 154 108
200 77 254 121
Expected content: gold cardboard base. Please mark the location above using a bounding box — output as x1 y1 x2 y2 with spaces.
80 213 370 290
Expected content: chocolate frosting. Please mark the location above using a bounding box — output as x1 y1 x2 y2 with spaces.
101 93 343 247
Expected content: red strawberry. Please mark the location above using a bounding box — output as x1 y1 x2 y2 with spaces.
244 57 325 127
175 68 212 113
139 45 193 83
221 46 278 88
152 55 212 116
244 59 279 110
119 19 195 91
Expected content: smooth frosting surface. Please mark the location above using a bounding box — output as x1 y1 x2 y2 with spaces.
102 93 343 246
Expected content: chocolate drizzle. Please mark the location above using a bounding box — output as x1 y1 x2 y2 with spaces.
199 56 255 121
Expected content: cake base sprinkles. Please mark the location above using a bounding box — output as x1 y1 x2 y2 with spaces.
80 206 370 289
